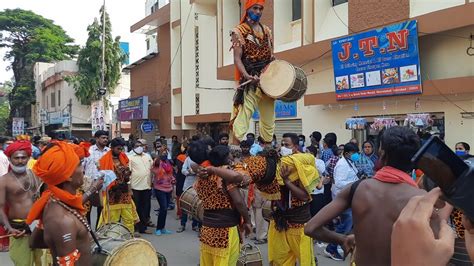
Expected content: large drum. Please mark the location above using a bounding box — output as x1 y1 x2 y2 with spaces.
92 238 161 266
259 60 307 102
96 222 133 240
262 201 273 222
179 187 204 222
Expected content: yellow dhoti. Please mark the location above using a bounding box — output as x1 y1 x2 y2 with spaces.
98 200 139 233
268 220 315 266
9 236 49 266
200 226 240 266
231 87 275 142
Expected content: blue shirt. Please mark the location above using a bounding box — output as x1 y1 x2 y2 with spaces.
321 148 335 163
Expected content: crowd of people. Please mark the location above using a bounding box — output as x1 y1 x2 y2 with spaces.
0 126 471 265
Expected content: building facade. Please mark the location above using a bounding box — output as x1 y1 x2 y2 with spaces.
129 0 473 148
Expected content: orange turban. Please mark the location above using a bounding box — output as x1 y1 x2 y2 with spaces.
27 141 85 224
72 142 91 159
4 140 32 158
241 0 265 23
33 141 80 186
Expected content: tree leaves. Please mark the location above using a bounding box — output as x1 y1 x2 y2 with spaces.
70 6 125 105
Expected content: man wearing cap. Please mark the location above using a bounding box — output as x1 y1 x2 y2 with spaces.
83 130 109 227
27 141 101 266
0 140 42 265
128 139 153 234
229 0 275 145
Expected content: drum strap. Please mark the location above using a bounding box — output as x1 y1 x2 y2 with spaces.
202 209 240 228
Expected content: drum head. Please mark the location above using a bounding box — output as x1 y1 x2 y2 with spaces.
96 222 133 240
260 60 296 99
104 239 159 266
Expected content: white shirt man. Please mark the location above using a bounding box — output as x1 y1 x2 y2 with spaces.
332 157 358 197
128 141 153 234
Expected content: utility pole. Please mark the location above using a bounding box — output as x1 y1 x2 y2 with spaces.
68 98 72 138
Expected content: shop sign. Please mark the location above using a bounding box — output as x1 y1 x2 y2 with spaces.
141 121 154 133
118 96 148 121
252 100 297 120
331 20 422 100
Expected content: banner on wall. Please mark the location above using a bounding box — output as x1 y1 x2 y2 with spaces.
331 20 422 100
12 117 24 136
91 101 106 135
118 96 148 121
252 100 297 120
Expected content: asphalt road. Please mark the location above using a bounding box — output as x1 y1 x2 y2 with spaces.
0 199 346 265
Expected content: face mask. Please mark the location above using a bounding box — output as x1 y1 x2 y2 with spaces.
247 10 261 22
134 147 144 154
350 153 360 162
11 164 27 174
299 140 304 147
455 150 467 156
280 146 293 157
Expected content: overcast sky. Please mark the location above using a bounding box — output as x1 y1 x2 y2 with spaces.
0 0 147 82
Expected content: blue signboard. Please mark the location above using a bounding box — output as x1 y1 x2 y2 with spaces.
141 121 154 133
331 20 421 100
252 100 297 120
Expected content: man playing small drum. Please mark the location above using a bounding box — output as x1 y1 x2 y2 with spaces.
230 0 275 144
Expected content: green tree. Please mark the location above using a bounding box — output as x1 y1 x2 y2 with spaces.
0 9 78 126
67 6 126 105
0 82 12 134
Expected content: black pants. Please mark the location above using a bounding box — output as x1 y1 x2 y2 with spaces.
132 189 152 233
310 194 325 217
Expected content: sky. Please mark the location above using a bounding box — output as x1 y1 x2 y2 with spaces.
0 0 148 82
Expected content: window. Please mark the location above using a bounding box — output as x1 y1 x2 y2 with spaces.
292 0 302 21
58 90 61 106
51 92 55 108
146 39 150 50
332 0 348 6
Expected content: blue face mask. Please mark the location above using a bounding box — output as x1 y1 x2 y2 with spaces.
247 11 261 22
350 153 360 162
455 150 467 156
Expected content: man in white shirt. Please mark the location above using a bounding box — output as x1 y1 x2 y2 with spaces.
0 137 10 176
84 130 110 227
325 142 359 261
128 140 153 234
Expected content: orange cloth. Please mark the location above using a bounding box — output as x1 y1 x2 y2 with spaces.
33 141 79 186
177 154 187 163
4 140 32 157
72 142 91 159
27 141 85 224
99 150 129 171
373 166 418 188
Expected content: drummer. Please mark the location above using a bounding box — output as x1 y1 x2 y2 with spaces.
27 142 96 266
229 0 275 145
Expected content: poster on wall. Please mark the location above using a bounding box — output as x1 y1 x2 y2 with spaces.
118 96 149 121
12 117 24 136
331 20 422 100
91 101 106 135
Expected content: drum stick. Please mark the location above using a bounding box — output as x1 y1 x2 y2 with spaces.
0 233 16 239
235 79 253 90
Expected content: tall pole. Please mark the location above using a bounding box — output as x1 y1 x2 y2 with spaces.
100 0 106 95
68 99 72 138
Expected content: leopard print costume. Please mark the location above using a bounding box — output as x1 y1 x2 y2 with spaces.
231 23 273 70
245 156 280 197
451 208 465 239
195 173 238 249
245 156 307 229
108 159 132 205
